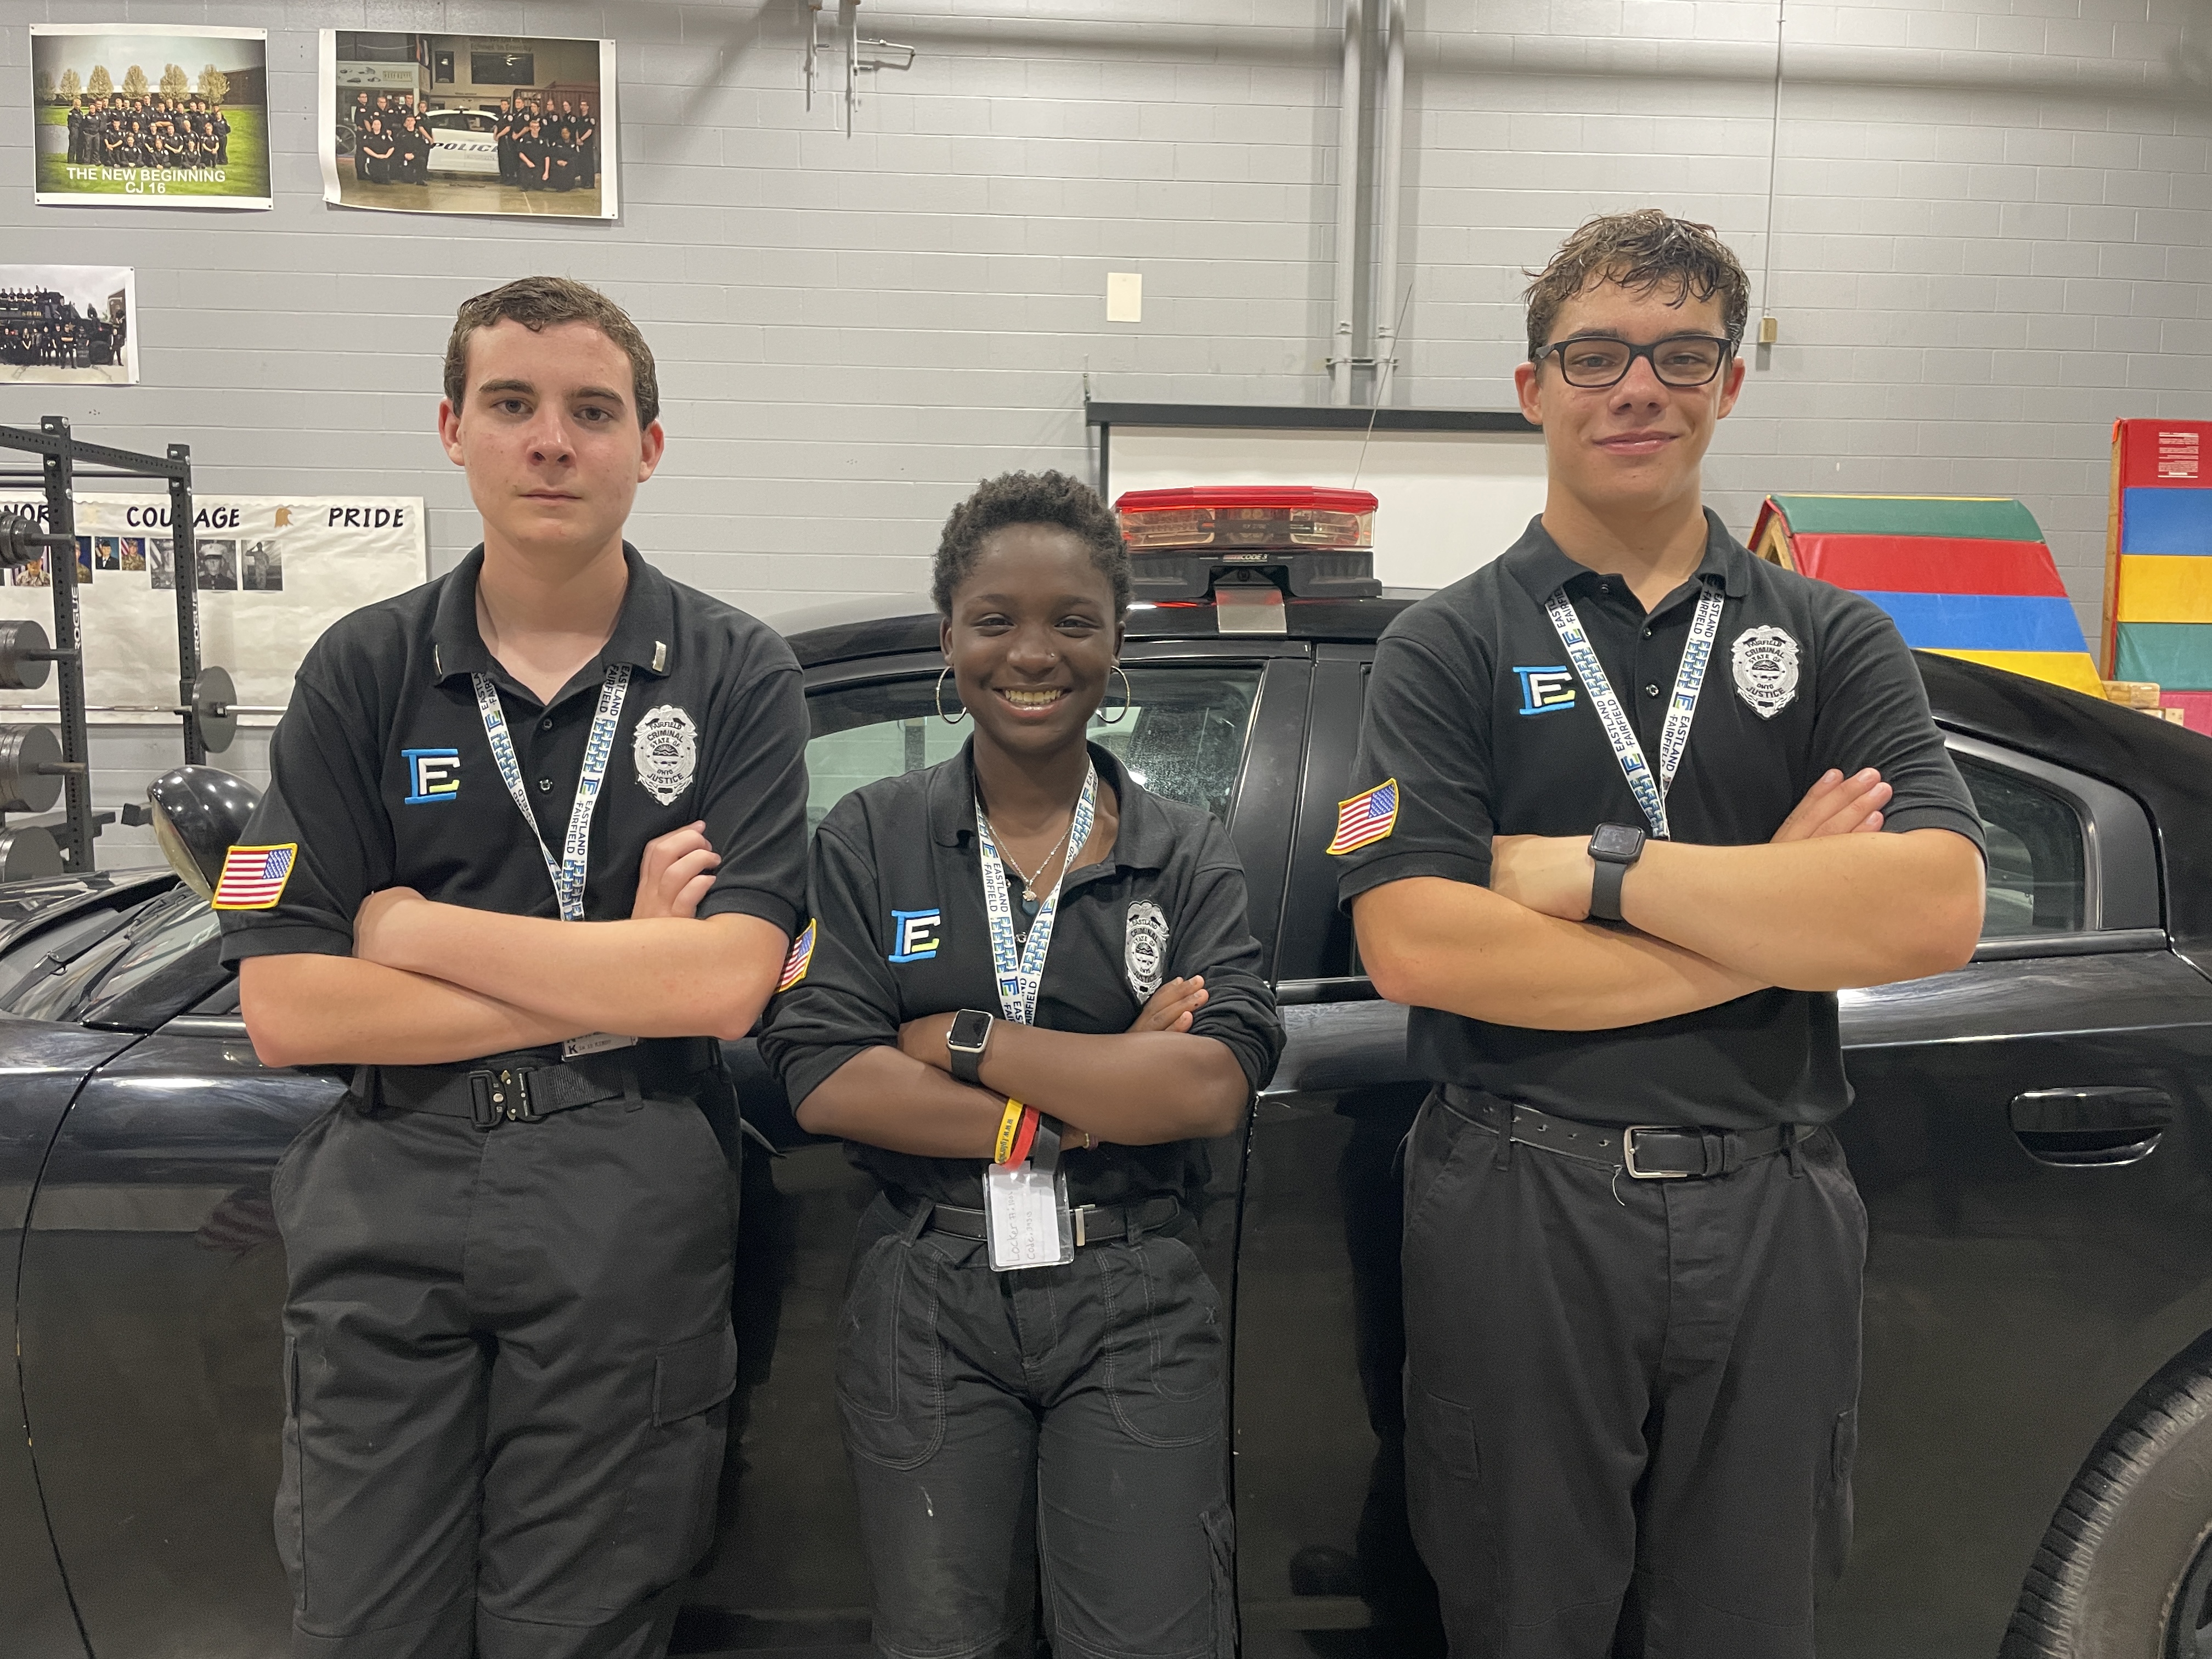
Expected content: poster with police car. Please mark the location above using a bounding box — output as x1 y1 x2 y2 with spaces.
29 25 270 210
318 31 618 219
0 495 425 725
0 266 138 386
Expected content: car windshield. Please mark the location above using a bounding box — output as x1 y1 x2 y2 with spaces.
0 883 225 1027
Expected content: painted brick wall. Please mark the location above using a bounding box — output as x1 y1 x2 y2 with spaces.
1 2 2206 864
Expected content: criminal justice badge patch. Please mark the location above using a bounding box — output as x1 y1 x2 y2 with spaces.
633 704 698 806
1731 627 1800 719
1125 900 1168 998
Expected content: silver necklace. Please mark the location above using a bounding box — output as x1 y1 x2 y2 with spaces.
984 793 1082 903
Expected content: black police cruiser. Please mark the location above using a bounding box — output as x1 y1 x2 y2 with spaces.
1 543 2209 1659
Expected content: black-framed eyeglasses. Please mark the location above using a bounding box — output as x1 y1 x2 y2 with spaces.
1532 333 1737 390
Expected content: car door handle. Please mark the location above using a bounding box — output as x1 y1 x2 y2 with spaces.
2010 1087 2176 1166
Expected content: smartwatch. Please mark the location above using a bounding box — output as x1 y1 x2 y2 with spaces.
947 1008 995 1086
1586 822 1647 924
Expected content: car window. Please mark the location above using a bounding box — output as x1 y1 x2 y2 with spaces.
1954 754 2087 938
0 884 223 1026
805 665 1264 833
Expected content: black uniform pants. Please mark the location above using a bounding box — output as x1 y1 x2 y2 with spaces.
271 1086 738 1659
1400 1091 1864 1659
838 1192 1237 1659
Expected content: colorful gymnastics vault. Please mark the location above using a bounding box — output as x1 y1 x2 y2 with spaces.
1749 494 2104 699
2105 420 2212 732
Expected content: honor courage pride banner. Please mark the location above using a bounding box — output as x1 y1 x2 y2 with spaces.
0 494 426 722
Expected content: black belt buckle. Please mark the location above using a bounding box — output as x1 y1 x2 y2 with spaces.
1623 1126 1693 1180
468 1070 500 1131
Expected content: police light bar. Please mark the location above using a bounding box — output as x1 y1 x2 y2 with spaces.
1113 486 1381 603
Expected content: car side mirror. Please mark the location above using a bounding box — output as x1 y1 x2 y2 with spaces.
146 765 263 901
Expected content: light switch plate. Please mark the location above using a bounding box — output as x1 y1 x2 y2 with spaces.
1107 272 1142 324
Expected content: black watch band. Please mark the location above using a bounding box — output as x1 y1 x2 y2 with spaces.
1586 822 1647 924
947 1009 994 1086
1590 856 1630 924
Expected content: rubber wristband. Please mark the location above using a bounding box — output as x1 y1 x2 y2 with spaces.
992 1097 1026 1164
1005 1106 1041 1169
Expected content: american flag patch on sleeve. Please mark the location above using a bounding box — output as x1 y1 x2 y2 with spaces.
1327 780 1398 855
777 919 817 992
211 844 297 911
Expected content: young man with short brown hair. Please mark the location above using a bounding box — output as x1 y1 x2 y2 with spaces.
224 275 808 1659
1335 210 1987 1656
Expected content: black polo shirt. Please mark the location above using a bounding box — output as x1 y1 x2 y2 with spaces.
219 543 808 969
759 741 1284 1211
1335 510 1985 1131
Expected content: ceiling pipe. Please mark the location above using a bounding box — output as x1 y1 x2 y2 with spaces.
1329 0 1365 405
1370 0 1406 405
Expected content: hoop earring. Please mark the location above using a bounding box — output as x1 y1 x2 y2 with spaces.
935 665 968 725
1097 665 1133 726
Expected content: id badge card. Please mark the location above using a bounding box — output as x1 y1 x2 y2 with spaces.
984 1162 1075 1272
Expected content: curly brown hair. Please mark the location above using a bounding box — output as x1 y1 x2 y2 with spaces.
443 275 660 428
932 470 1131 617
1522 210 1750 359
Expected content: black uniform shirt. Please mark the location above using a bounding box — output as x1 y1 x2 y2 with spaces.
1334 510 1985 1131
219 544 808 970
760 741 1284 1211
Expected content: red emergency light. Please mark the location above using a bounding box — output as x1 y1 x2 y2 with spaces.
1111 486 1382 606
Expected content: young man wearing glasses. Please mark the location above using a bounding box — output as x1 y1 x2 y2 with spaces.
1333 211 1988 1656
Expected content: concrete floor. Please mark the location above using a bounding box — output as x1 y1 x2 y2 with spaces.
334 165 606 218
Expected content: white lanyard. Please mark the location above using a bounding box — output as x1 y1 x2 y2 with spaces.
473 665 631 922
1545 583 1724 842
974 763 1098 1027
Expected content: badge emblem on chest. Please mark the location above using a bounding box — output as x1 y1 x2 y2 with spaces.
633 704 697 806
1730 626 1800 719
1125 900 1169 1000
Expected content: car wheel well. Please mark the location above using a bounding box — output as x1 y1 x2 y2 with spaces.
2003 1328 2212 1658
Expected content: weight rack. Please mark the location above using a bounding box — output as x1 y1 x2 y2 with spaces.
0 416 208 874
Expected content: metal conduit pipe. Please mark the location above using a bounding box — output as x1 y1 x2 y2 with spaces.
1370 0 1407 403
1328 0 1365 405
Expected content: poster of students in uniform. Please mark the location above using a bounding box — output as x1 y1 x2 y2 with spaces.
29 25 270 210
0 265 138 386
317 31 618 219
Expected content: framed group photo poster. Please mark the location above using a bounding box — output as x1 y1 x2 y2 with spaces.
0 266 138 385
30 25 271 210
318 31 617 219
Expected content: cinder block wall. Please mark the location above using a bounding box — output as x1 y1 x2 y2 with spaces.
0 2 2205 863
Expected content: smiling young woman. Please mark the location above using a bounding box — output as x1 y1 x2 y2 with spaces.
761 470 1285 1659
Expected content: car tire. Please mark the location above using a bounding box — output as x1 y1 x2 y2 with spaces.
2003 1351 2212 1659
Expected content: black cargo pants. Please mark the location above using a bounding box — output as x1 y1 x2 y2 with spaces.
270 1056 738 1659
837 1190 1237 1659
1400 1090 1865 1659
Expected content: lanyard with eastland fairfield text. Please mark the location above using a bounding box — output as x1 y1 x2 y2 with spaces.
1544 583 1724 841
473 664 632 920
974 762 1098 1026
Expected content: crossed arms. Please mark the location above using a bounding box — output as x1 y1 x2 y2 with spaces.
240 825 787 1069
1353 768 1987 1032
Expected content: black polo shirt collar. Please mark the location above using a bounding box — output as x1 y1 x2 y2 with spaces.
924 736 1177 876
1501 507 1753 613
428 543 679 699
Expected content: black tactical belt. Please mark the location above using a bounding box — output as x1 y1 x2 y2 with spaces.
364 1037 719 1131
901 1192 1183 1248
1440 1085 1812 1180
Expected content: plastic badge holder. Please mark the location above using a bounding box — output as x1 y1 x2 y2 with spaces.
984 1161 1075 1271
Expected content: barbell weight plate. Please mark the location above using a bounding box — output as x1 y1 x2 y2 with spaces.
0 826 64 884
0 723 63 815
0 618 49 692
191 663 238 755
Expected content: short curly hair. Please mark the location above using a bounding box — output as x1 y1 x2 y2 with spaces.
1523 210 1750 358
444 275 660 429
932 470 1131 617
